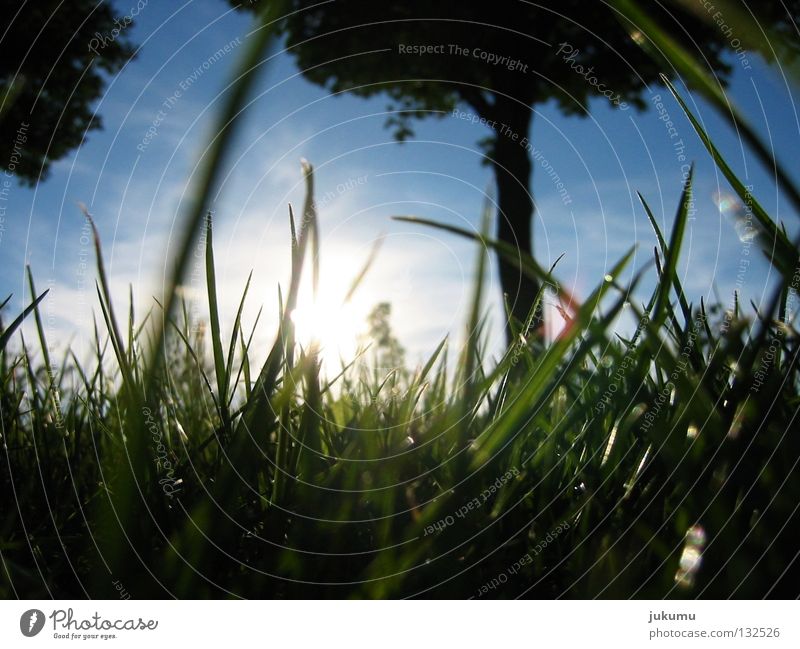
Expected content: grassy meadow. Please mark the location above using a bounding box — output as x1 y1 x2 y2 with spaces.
2 9 800 599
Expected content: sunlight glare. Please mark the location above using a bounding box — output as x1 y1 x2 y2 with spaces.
289 255 372 369
291 294 367 363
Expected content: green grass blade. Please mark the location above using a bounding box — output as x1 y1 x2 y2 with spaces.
469 245 638 467
80 205 137 396
142 5 284 399
204 212 229 429
343 236 384 304
237 170 314 437
25 268 52 374
660 75 799 277
651 165 692 330
638 192 692 327
612 0 800 214
0 290 49 352
301 159 320 298
224 270 252 408
392 216 574 308
461 197 492 404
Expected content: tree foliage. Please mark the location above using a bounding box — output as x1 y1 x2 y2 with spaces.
0 0 135 184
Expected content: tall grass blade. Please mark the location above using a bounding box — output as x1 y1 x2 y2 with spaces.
469 246 638 467
142 3 285 396
343 236 384 304
638 192 692 326
0 290 49 352
393 216 577 314
660 76 798 276
651 165 692 330
204 211 230 432
612 0 800 213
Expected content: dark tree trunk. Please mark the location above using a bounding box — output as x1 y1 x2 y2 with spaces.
490 99 540 342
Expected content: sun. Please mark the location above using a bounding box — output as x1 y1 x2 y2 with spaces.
290 293 368 364
288 254 372 369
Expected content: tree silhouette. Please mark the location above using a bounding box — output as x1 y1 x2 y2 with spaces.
0 0 135 184
233 0 797 337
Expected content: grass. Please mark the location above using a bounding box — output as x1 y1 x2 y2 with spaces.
2 8 800 599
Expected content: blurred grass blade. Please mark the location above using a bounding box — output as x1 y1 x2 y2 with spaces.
461 196 492 403
143 3 285 395
300 159 320 298
659 76 798 276
672 0 800 85
612 0 800 214
343 235 384 304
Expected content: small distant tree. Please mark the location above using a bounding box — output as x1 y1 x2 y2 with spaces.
0 0 135 184
363 302 405 372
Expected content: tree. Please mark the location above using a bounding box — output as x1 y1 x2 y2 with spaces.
0 0 135 184
232 0 797 338
361 302 406 372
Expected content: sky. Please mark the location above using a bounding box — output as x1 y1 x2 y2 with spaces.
1 1 798 372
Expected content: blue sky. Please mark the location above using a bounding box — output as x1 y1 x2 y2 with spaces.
1 1 798 369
